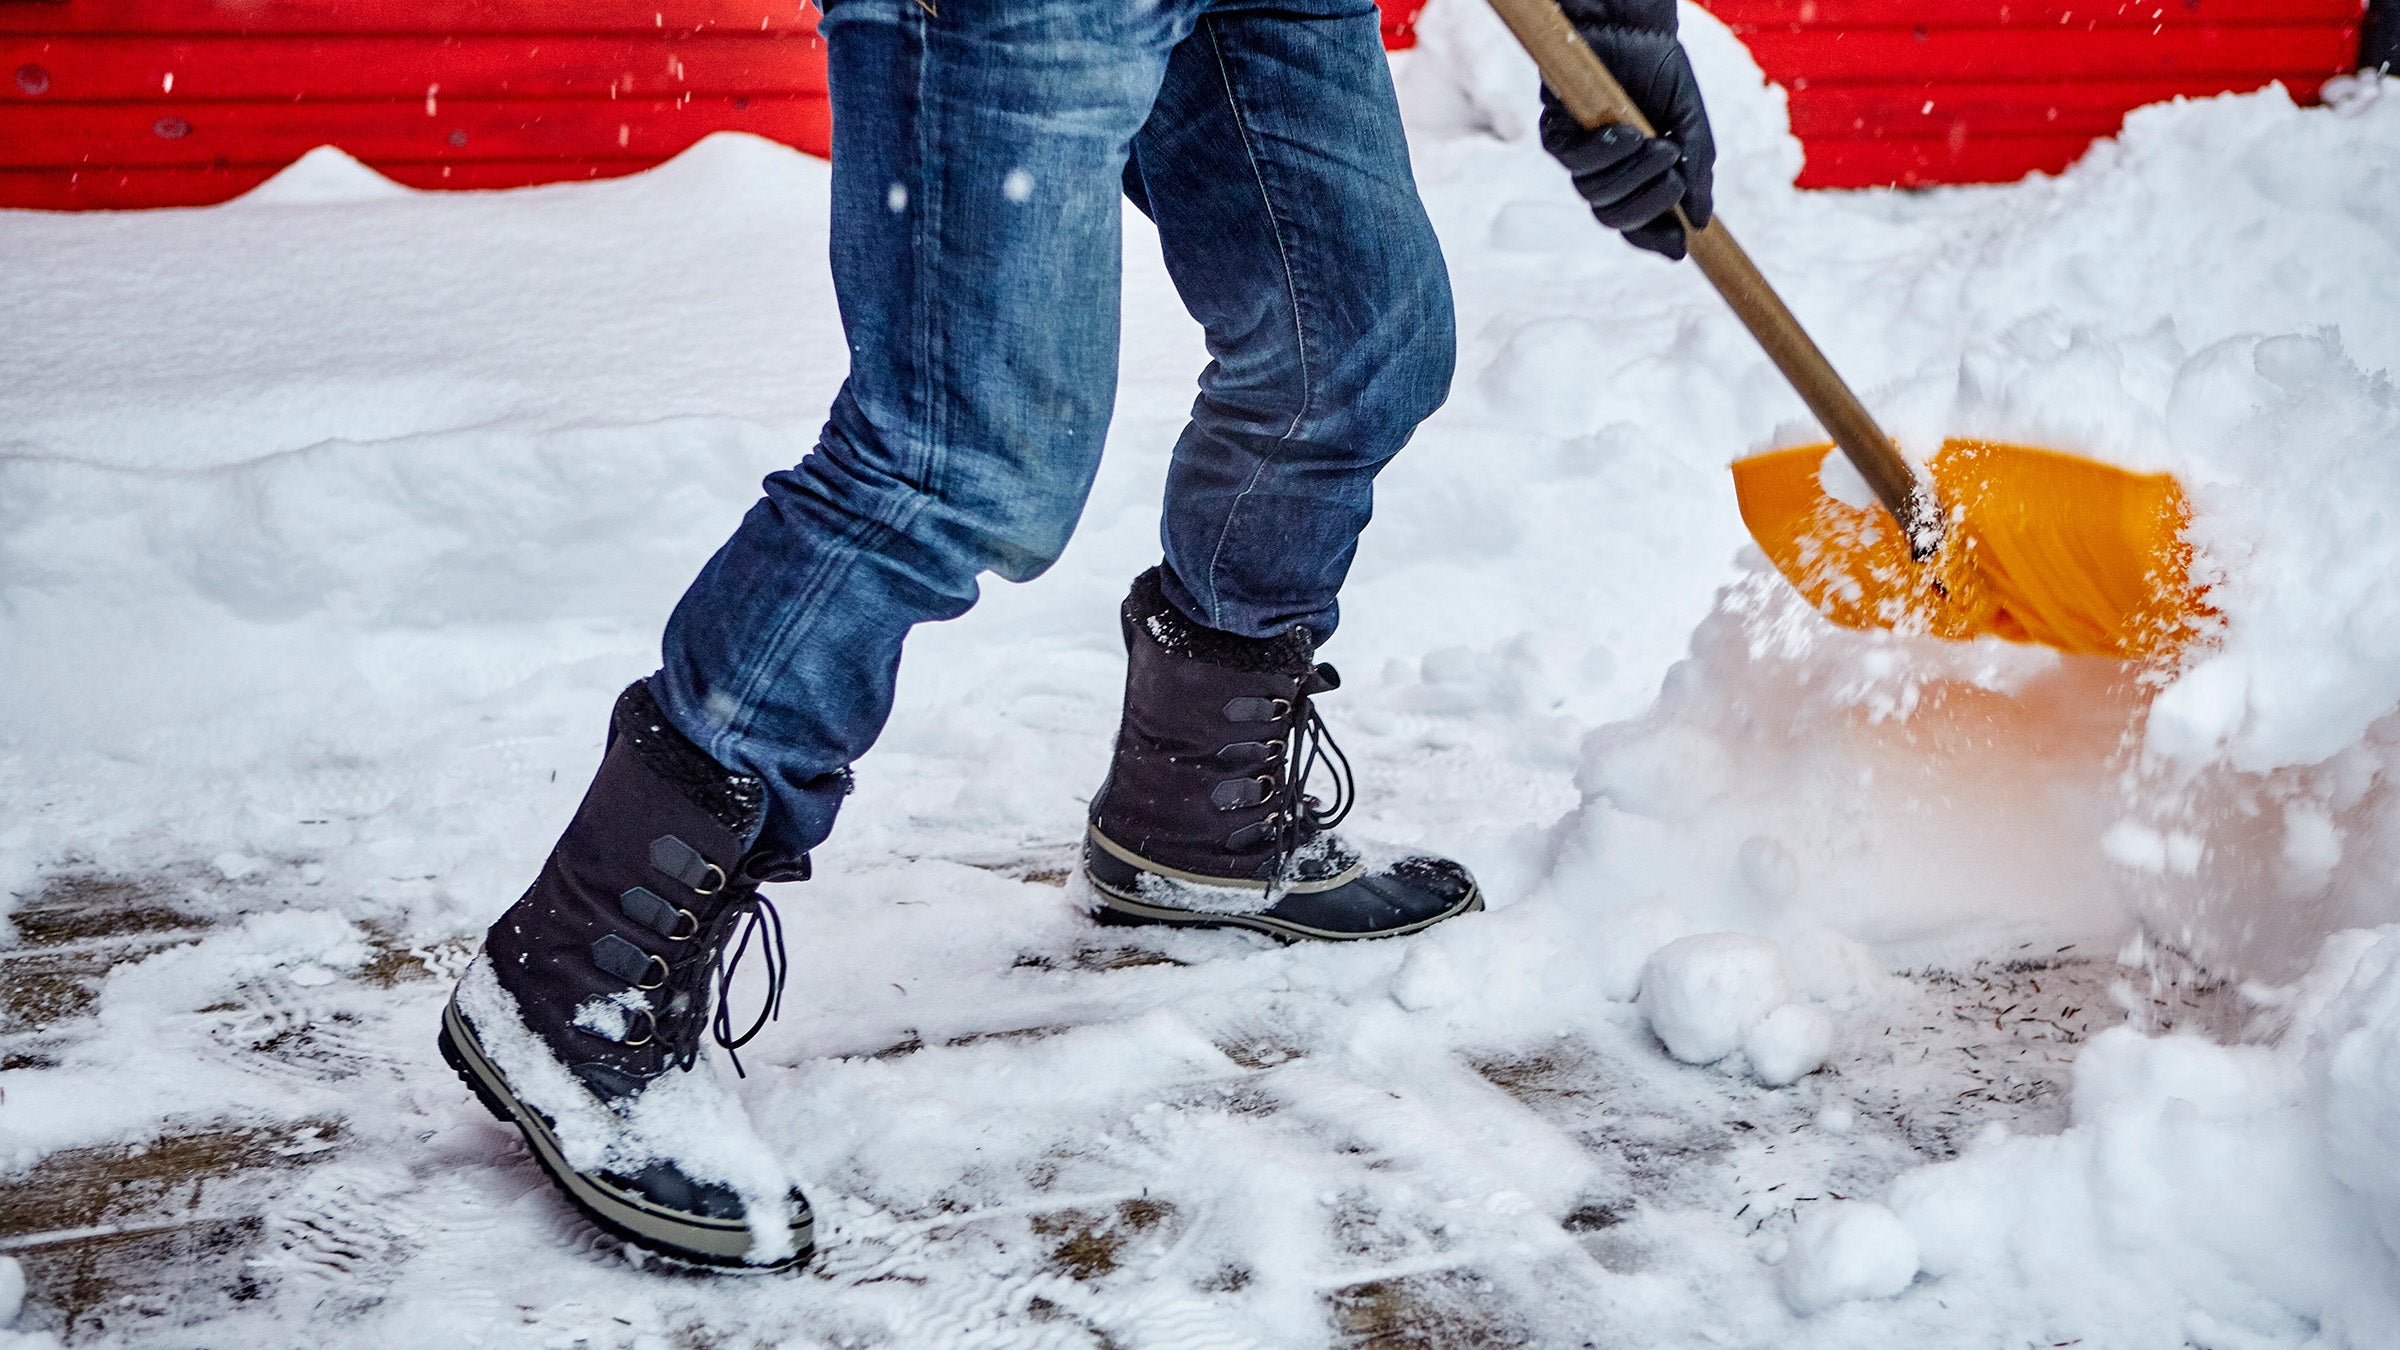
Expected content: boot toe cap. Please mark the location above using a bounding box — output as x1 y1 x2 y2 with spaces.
1269 855 1479 936
603 1163 750 1222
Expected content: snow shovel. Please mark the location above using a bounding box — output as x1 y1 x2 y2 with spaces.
1484 0 2207 661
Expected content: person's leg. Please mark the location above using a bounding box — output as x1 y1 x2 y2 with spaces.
445 0 1201 1269
1132 0 1457 641
655 0 1197 860
1083 1 1478 939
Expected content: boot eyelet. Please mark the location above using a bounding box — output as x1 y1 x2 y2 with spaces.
668 907 700 941
637 954 671 990
622 1007 657 1047
693 862 727 896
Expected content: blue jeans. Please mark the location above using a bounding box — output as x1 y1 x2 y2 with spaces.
655 0 1455 857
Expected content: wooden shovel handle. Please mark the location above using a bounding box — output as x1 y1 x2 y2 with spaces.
1483 0 1944 554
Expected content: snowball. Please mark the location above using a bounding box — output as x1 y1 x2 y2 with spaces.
1778 1200 1920 1315
1744 1003 1834 1087
1637 933 1789 1065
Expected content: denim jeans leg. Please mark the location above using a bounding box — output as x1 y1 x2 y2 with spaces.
1132 0 1457 641
654 0 1189 857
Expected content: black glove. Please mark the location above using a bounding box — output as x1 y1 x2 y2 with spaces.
1538 0 1716 260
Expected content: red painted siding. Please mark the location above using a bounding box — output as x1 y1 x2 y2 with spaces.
0 0 1432 211
1696 0 2369 187
0 0 2364 209
0 0 829 209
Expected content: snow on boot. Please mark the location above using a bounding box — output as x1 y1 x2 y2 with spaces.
1083 569 1483 941
437 680 814 1270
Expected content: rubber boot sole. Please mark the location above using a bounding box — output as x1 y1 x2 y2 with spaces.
437 995 813 1271
1086 866 1484 944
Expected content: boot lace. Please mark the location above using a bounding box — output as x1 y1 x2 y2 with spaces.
1269 671 1354 875
665 891 787 1078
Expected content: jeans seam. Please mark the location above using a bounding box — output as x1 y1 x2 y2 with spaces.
911 3 945 504
1198 17 1311 628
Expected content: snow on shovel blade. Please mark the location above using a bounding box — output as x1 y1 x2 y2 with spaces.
1731 439 2208 660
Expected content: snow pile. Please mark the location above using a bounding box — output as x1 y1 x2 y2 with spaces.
1878 925 2400 1344
2311 929 2400 1261
1481 15 2400 981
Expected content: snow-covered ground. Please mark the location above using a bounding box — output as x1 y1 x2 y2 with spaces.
6 1 2400 1344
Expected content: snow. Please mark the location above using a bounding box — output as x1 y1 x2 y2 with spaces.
454 958 805 1265
2 0 2400 1343
1884 932 2400 1347
1637 933 1789 1065
1777 1199 1918 1315
1743 1003 1833 1088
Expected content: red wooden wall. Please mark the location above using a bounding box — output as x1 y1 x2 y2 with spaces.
0 0 2371 209
0 0 830 209
1698 0 2369 187
0 0 1429 211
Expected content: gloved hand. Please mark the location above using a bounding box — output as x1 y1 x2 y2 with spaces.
1537 0 1716 260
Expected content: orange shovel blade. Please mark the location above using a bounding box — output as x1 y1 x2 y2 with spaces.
1731 439 2206 660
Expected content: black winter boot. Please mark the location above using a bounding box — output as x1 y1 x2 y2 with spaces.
437 680 814 1270
1084 569 1483 941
